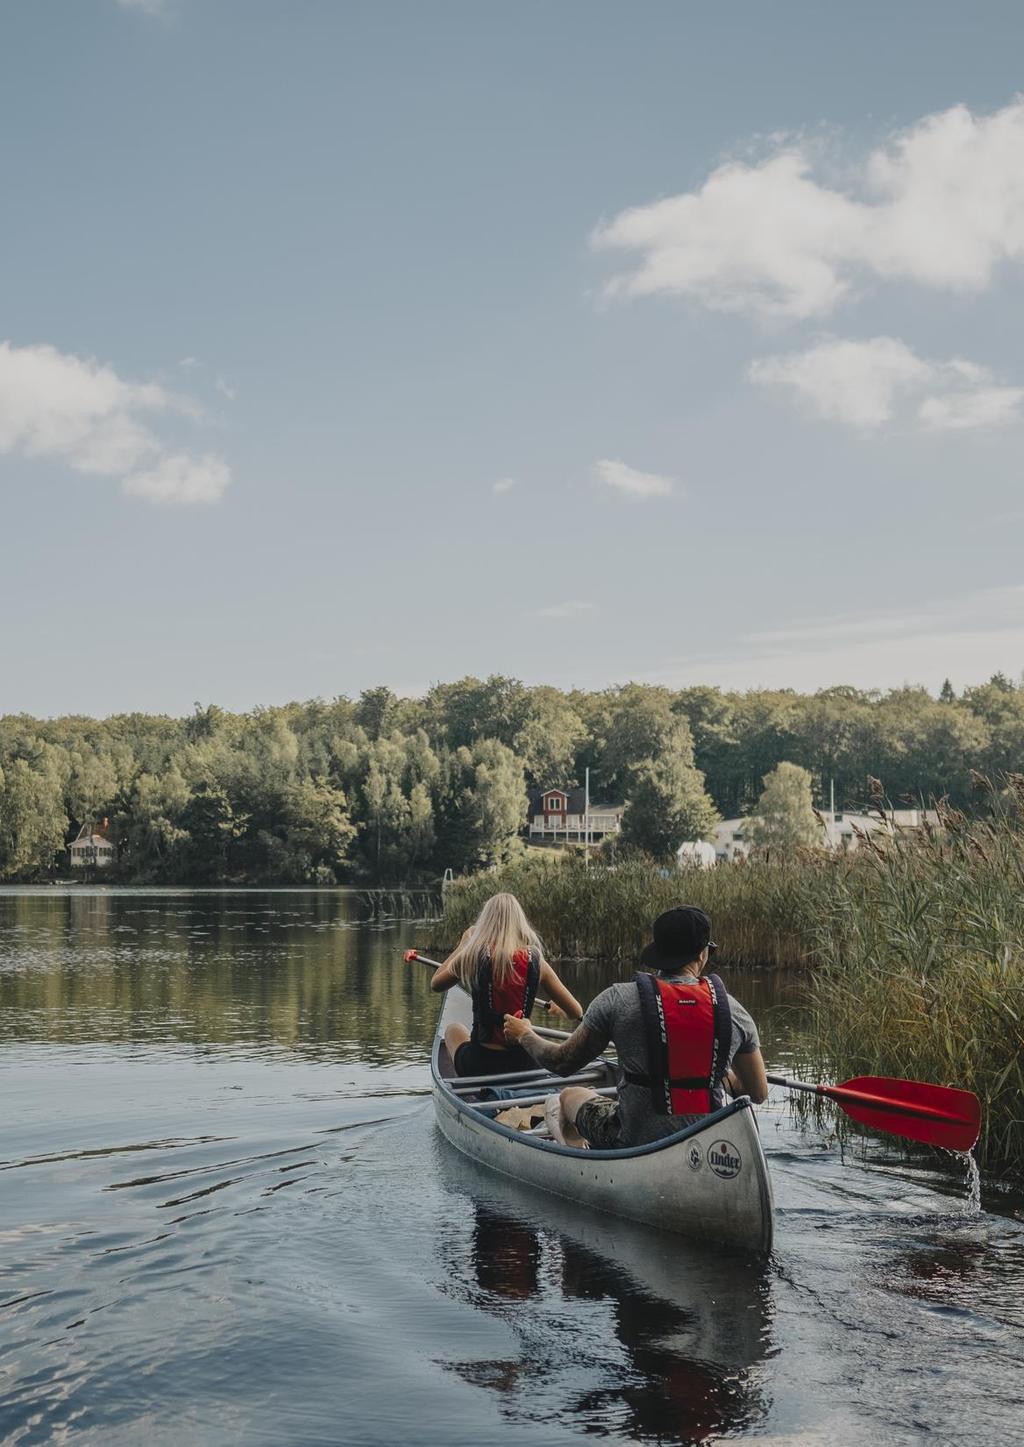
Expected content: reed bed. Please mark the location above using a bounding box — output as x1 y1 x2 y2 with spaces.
438 851 821 968
809 781 1024 1177
358 887 442 922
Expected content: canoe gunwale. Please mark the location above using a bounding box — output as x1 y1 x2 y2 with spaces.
430 993 758 1161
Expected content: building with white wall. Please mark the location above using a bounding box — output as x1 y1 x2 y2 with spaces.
706 808 940 863
527 787 625 843
677 840 717 869
69 820 117 869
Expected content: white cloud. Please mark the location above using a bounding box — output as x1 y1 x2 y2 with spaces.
214 375 239 402
492 477 517 494
640 584 1024 694
595 457 675 499
917 386 1024 431
533 600 598 620
115 0 167 14
123 453 230 506
749 336 1024 432
0 340 231 505
593 98 1024 321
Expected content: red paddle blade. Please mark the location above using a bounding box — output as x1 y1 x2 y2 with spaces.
823 1075 981 1152
403 950 419 963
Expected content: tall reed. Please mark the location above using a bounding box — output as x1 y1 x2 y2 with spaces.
438 851 821 968
809 780 1024 1176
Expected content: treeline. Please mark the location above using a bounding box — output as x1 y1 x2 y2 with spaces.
1 672 1022 883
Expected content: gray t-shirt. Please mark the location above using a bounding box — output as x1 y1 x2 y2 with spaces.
581 974 760 1147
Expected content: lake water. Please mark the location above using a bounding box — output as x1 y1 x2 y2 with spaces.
2 888 1022 1447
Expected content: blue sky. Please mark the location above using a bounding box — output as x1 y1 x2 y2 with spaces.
2 0 1023 716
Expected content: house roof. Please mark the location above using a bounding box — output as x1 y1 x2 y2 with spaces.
72 820 113 845
528 789 624 815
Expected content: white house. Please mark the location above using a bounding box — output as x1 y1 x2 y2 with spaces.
711 808 940 862
677 840 717 870
69 820 117 869
527 787 625 843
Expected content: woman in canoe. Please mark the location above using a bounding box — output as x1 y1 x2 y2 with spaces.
430 892 583 1078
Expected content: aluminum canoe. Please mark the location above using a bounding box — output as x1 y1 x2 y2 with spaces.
431 986 774 1256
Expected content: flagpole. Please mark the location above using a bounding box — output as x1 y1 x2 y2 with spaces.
585 765 590 852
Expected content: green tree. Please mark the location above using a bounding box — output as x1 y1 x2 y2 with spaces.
873 687 987 806
436 738 526 870
514 687 586 790
963 678 1024 779
0 756 68 878
281 778 356 880
424 675 533 751
123 766 191 878
406 781 436 867
747 762 821 855
620 755 718 859
67 749 119 828
185 702 227 743
355 687 401 741
597 685 682 797
361 757 410 879
179 783 248 882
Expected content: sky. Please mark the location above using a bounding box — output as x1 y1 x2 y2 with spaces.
2 0 1024 717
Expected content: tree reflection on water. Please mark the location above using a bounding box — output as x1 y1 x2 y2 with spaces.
0 888 804 1065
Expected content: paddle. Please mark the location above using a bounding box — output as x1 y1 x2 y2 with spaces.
766 1071 981 1153
404 949 570 1020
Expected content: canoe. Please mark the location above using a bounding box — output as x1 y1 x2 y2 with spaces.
431 985 774 1256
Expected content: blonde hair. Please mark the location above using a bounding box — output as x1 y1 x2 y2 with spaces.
444 893 544 991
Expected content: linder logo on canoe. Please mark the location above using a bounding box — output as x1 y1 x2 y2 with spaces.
708 1139 742 1179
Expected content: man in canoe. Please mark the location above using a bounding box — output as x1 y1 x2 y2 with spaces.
503 906 767 1148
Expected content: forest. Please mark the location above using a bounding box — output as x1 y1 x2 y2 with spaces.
1 673 1022 883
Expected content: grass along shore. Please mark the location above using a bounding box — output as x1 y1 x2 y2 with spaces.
438 784 1024 1177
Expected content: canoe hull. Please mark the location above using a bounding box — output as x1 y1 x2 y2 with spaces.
432 987 774 1256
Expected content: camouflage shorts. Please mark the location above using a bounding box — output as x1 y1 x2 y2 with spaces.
574 1096 622 1150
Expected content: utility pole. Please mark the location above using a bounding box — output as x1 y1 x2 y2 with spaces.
830 777 836 851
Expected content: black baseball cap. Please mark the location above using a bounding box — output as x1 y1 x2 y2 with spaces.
640 906 717 971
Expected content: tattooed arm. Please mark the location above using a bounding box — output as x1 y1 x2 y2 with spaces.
503 1016 603 1076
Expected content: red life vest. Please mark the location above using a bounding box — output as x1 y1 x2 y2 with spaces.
471 948 541 1046
629 971 732 1115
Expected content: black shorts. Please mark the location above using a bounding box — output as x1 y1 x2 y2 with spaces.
453 1041 536 1078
